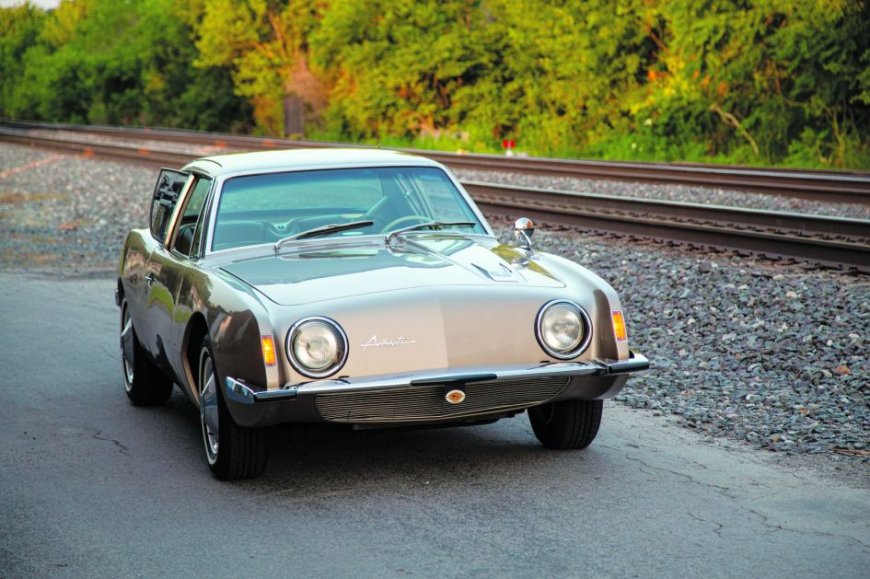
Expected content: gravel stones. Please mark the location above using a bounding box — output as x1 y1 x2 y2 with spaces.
519 224 869 461
2 141 867 463
0 144 153 273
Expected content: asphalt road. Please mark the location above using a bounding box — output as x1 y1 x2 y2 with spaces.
1 272 867 578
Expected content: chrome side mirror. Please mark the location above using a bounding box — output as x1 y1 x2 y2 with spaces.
513 217 535 252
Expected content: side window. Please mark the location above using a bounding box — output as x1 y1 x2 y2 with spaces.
150 169 189 243
173 176 212 257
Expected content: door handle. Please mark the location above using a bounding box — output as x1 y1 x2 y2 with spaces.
144 272 156 286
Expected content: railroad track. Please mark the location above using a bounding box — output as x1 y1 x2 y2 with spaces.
4 120 870 204
1 122 868 272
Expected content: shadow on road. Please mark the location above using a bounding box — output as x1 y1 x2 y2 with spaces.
140 387 609 494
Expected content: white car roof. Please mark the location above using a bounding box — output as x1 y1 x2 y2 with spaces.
184 147 443 176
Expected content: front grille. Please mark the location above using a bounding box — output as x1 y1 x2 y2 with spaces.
315 376 570 423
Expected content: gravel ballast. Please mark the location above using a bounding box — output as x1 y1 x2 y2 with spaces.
526 228 868 459
1 142 867 465
0 144 153 271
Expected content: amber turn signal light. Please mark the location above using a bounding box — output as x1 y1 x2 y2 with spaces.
611 310 628 342
445 389 466 405
261 335 277 366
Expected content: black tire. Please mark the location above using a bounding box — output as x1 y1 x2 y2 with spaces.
528 399 603 450
120 298 173 406
198 336 268 480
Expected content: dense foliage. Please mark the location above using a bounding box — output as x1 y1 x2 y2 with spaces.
0 0 252 131
1 0 868 168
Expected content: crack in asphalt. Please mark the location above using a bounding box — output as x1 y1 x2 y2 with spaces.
744 508 870 552
637 466 662 482
687 511 725 539
92 430 129 456
622 452 735 497
616 448 869 552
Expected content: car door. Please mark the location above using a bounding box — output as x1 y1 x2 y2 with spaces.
139 168 192 374
146 173 214 385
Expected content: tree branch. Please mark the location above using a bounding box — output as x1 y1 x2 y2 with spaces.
709 103 760 156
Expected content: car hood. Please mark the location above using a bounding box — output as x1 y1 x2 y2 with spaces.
219 235 565 306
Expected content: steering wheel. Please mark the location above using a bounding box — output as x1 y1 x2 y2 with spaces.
259 219 299 240
381 214 430 233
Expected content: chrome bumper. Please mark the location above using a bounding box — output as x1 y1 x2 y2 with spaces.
224 351 649 406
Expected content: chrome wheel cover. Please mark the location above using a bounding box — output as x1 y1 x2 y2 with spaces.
120 306 135 391
199 352 220 464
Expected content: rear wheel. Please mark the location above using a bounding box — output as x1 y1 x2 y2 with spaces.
528 399 603 450
198 336 268 480
120 298 173 406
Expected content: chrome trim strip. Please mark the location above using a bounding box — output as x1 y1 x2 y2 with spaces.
161 174 196 252
598 351 650 375
222 351 648 406
296 364 601 396
224 376 298 404
410 373 497 385
224 377 257 403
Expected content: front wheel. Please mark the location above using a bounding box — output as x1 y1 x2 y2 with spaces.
198 336 268 480
528 400 603 450
120 298 173 406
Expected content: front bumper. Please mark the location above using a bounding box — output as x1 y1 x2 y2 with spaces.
223 351 649 427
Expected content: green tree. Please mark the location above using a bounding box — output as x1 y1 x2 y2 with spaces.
1 0 866 167
194 0 327 136
311 0 652 155
608 0 870 167
1 0 250 131
451 0 650 155
311 0 494 141
0 4 48 120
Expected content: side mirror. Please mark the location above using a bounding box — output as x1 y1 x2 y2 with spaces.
513 217 535 252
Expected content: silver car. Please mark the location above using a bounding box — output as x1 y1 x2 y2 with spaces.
117 148 648 480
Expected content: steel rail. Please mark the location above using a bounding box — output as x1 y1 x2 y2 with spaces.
0 128 190 166
3 119 869 204
465 183 870 271
1 126 868 271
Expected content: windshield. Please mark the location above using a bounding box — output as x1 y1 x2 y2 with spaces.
211 166 486 251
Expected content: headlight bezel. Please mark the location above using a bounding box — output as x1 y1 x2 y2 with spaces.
286 316 348 379
535 299 593 360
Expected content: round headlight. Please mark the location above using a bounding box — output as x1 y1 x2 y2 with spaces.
536 300 592 359
287 317 348 378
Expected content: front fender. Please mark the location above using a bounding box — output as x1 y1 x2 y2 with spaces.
187 267 281 425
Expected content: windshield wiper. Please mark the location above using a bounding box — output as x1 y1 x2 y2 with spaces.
385 221 476 244
274 220 374 250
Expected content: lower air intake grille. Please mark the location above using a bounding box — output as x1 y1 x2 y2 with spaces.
315 376 570 423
